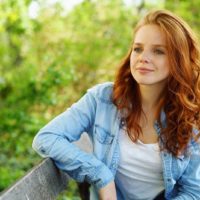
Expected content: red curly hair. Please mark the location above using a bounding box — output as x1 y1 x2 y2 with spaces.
112 10 200 156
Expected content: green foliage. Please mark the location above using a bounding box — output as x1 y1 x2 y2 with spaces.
165 0 200 33
0 0 135 194
1 0 200 197
57 180 81 200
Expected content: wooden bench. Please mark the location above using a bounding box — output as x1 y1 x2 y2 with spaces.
0 133 92 200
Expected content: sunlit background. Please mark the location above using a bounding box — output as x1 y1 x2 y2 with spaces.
28 0 163 18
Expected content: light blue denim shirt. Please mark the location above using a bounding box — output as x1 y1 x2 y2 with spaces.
32 82 200 200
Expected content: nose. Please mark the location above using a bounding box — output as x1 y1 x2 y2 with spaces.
139 51 150 63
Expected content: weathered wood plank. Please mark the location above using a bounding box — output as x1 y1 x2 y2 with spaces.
0 133 92 200
0 158 69 200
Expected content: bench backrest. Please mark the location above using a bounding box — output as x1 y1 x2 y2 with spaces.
0 133 92 200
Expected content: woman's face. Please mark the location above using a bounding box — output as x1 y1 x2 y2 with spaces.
130 24 170 89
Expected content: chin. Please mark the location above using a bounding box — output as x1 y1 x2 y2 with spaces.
135 80 154 85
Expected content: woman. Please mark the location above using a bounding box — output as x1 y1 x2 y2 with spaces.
32 10 200 200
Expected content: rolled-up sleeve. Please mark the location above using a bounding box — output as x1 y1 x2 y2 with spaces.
32 86 114 190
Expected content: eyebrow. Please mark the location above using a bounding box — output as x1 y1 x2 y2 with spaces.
133 43 166 47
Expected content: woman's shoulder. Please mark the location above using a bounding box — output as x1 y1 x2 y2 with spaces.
87 82 114 104
189 128 200 153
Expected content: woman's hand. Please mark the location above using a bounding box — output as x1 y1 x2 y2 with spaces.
98 181 117 200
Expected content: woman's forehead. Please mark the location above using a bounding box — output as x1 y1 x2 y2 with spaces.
134 24 167 45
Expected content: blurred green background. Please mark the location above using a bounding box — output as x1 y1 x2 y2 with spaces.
1 0 200 199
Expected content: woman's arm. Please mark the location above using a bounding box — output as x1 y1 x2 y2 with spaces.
32 86 114 190
98 181 117 200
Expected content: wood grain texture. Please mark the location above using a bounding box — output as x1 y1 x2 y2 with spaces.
0 158 69 200
0 133 92 200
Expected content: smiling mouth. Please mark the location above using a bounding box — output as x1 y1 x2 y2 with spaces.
136 68 154 73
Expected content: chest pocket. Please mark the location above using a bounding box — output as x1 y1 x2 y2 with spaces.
171 155 190 180
94 124 114 144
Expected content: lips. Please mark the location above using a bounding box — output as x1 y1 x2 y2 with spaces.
136 67 154 73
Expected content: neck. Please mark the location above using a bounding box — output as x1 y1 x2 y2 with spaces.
139 84 165 113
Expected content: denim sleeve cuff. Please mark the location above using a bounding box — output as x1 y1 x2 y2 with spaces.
92 164 114 190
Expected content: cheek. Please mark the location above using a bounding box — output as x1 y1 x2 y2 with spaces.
160 64 170 80
163 60 170 74
130 54 138 67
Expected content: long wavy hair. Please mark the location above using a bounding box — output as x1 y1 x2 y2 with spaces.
112 10 200 156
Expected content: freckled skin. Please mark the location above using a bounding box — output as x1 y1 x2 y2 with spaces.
130 24 170 91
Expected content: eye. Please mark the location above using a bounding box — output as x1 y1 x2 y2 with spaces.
154 49 165 55
133 47 142 53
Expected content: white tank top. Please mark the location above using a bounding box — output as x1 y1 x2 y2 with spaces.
115 129 165 200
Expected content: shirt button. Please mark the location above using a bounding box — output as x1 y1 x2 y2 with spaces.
121 121 125 126
41 148 46 153
167 178 171 182
112 163 117 168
